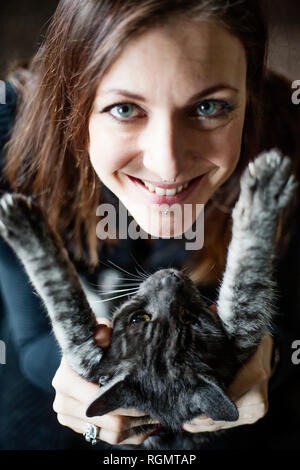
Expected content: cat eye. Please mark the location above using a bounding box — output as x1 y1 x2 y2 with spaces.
130 312 152 324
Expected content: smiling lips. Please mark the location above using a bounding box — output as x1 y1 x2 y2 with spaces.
141 180 190 196
127 174 204 203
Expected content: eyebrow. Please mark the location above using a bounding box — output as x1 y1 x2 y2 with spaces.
98 84 239 104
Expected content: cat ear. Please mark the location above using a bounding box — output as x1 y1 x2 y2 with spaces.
193 376 239 422
86 372 128 417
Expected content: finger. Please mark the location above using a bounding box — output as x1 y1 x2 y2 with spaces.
234 382 268 419
52 358 100 402
53 394 159 431
53 395 128 432
183 410 266 433
182 415 248 433
183 382 268 433
56 414 90 435
208 303 217 314
227 335 273 401
53 394 158 432
95 317 112 328
94 324 113 349
235 382 268 407
100 424 157 446
119 430 154 446
183 414 210 426
52 362 154 416
183 419 225 433
107 410 160 428
56 413 130 445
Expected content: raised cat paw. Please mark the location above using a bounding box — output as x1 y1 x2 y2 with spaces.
232 149 297 229
0 193 46 249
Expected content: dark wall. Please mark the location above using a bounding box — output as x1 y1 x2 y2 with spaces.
0 0 58 77
0 0 299 79
266 0 300 79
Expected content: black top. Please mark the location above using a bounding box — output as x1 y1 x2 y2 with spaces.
0 80 299 450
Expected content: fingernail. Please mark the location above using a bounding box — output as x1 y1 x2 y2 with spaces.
287 174 295 186
248 162 256 177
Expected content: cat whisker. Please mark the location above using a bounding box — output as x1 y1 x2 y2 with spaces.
97 287 141 295
102 259 145 281
101 283 141 288
96 281 141 288
200 294 216 306
129 252 150 278
113 277 144 283
95 290 140 303
181 265 190 274
135 268 148 280
200 332 224 338
83 281 140 296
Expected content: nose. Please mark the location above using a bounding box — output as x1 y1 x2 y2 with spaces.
160 273 182 288
141 116 185 180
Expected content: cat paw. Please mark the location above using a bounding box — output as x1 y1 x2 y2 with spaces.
0 193 45 248
233 149 297 226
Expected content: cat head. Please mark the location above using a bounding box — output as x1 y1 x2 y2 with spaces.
86 269 239 429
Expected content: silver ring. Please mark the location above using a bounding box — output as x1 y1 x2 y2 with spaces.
83 423 100 445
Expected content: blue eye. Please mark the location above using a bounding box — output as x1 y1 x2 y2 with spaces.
111 103 135 119
195 100 232 118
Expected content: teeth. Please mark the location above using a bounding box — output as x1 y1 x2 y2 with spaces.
155 187 166 195
146 183 155 192
165 188 177 196
142 180 190 195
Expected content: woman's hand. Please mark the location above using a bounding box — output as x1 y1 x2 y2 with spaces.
52 317 155 446
182 329 274 433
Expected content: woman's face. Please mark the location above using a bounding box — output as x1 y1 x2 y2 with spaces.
89 20 247 237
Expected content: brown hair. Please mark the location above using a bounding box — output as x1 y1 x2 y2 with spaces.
3 0 299 282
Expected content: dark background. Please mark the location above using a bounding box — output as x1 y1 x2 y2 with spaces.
0 0 299 452
0 0 299 80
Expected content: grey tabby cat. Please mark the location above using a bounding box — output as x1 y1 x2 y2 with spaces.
0 149 297 449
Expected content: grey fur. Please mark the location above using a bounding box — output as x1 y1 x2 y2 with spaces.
0 149 297 449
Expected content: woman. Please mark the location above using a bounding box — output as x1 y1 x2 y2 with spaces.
0 0 299 449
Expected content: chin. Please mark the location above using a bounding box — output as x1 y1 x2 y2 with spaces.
132 211 196 239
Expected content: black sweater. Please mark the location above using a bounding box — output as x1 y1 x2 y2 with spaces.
0 80 299 450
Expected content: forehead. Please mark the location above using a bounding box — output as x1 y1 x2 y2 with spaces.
97 20 247 103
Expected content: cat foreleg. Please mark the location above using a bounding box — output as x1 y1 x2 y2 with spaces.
216 150 297 359
0 193 103 381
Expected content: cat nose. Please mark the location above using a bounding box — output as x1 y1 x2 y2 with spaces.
160 273 182 288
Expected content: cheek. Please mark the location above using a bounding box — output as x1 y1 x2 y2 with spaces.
88 118 136 175
194 114 245 195
203 115 245 172
215 121 243 169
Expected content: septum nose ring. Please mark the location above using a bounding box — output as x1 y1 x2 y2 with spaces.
162 177 176 215
162 177 176 183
